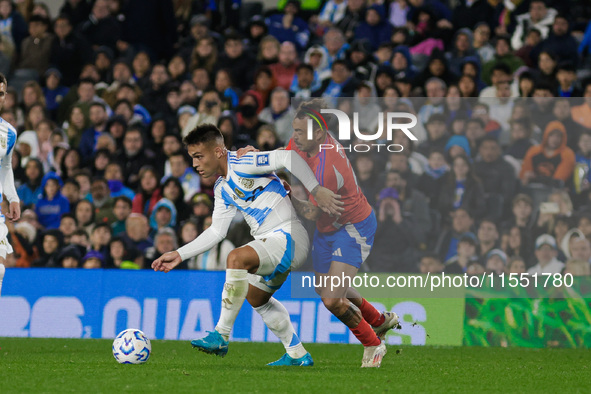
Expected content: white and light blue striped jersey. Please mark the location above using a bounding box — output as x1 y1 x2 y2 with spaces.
177 150 319 260
216 151 307 236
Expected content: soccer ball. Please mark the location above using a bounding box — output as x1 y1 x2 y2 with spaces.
112 328 152 364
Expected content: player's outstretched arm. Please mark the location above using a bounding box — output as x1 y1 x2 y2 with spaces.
291 196 321 221
152 183 236 273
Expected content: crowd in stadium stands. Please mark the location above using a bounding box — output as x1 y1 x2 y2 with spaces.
3 0 591 277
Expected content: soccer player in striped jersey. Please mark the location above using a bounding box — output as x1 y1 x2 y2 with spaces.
152 124 342 366
0 72 21 296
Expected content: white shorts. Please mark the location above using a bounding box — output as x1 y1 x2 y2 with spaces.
247 220 310 294
0 222 13 260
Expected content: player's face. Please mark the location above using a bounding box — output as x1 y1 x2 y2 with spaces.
187 143 222 178
292 117 318 153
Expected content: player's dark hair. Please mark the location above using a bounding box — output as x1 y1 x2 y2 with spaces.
295 98 328 120
0 72 6 86
183 123 224 146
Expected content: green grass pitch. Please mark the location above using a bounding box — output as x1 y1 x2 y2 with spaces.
0 338 589 393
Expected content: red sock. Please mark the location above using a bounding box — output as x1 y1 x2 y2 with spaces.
359 299 385 327
350 319 381 347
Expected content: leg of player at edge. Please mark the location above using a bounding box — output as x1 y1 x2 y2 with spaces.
318 261 396 368
191 245 313 366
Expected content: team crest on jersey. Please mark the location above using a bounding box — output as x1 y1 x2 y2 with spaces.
234 188 245 198
240 178 254 189
256 154 269 166
0 135 6 149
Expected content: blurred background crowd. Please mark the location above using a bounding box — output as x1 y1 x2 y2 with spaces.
3 0 591 277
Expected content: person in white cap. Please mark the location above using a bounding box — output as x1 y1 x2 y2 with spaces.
527 234 565 275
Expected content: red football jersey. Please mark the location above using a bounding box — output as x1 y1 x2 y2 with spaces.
287 135 372 233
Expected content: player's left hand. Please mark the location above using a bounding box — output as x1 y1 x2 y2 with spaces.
312 186 344 217
6 202 20 222
236 145 259 158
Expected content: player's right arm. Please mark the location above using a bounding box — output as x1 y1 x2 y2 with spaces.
152 183 236 273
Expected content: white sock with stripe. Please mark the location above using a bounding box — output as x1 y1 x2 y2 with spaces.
0 263 5 296
255 297 307 359
215 269 249 341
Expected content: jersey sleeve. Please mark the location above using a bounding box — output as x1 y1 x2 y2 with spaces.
176 182 236 260
230 150 320 193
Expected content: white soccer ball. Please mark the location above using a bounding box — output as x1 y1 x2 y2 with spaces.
112 328 152 364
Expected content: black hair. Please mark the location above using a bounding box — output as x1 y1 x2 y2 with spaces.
114 195 132 208
183 123 224 146
296 63 314 73
0 72 6 86
60 213 78 225
491 62 512 76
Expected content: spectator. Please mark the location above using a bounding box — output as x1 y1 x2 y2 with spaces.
132 166 162 217
139 63 170 115
265 0 310 52
111 196 132 236
104 162 135 201
181 89 221 138
106 236 141 269
32 229 63 267
532 14 579 67
78 0 121 52
258 87 295 145
355 4 392 52
418 113 450 156
144 226 179 264
161 177 191 220
511 0 557 51
437 154 486 220
474 137 517 216
117 127 155 190
79 102 108 159
419 253 444 274
123 213 153 254
89 178 116 225
418 77 446 126
74 199 95 236
216 31 257 92
17 158 43 208
269 42 299 91
335 0 365 41
58 213 78 244
10 221 38 268
528 234 564 274
290 63 320 99
35 172 70 230
369 187 418 272
315 59 358 101
0 0 28 52
520 121 575 186
417 148 449 209
445 232 479 274
481 36 524 85
485 248 507 275
477 219 500 260
255 124 281 152
81 250 104 269
89 223 111 257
